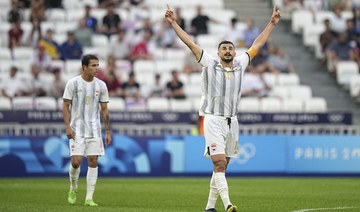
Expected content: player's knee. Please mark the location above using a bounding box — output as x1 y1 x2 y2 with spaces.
213 160 227 172
87 156 98 168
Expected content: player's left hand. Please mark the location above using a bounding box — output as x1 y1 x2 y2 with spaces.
105 132 112 147
270 5 281 25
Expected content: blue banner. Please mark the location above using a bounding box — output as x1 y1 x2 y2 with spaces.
1 135 359 176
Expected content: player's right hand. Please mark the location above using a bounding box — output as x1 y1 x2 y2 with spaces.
165 4 176 24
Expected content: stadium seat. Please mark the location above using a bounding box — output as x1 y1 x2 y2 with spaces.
197 34 221 48
34 97 57 110
83 47 109 59
0 47 12 60
191 97 201 111
169 99 193 112
289 85 312 100
302 24 325 48
12 97 34 110
184 84 202 98
304 97 327 112
147 97 169 112
270 86 289 99
133 60 155 75
66 9 85 22
350 74 360 97
314 10 335 25
91 34 109 47
55 22 77 35
336 61 359 87
277 73 300 86
291 10 313 34
0 97 12 110
260 98 282 112
47 9 66 22
65 60 82 75
282 98 304 112
189 73 202 85
12 47 33 60
154 60 184 73
165 49 187 60
108 97 126 111
238 97 260 112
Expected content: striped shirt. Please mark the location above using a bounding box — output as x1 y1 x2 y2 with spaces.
198 50 250 117
63 76 109 138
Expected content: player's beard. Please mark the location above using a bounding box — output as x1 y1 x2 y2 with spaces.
222 57 233 63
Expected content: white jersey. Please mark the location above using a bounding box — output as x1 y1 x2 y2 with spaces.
63 76 109 138
198 50 250 117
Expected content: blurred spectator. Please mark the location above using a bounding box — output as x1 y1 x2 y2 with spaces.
345 19 357 45
1 66 25 99
175 7 186 30
222 17 245 48
122 72 140 99
104 54 123 77
101 2 121 38
83 5 99 33
166 70 186 99
104 70 122 97
327 33 356 73
283 0 302 20
183 51 202 74
30 0 45 22
243 18 261 48
329 0 351 11
8 18 24 49
130 28 155 61
38 29 61 59
32 44 51 71
241 67 272 98
7 0 22 24
110 29 131 60
74 19 93 47
190 5 211 36
25 64 48 96
48 68 66 98
60 31 83 60
330 8 347 33
267 46 296 73
353 7 360 34
27 17 42 47
156 19 178 48
149 74 165 98
320 19 338 53
18 0 31 9
129 0 144 6
44 0 62 8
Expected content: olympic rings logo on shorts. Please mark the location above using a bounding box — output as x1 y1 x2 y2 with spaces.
232 143 256 164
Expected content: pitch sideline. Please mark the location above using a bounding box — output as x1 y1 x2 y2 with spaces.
290 206 357 212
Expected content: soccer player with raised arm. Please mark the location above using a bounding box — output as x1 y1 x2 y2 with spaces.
165 5 281 212
63 54 112 206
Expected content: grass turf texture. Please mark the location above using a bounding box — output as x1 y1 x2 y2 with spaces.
0 177 359 212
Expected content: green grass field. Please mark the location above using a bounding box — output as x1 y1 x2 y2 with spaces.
0 177 359 212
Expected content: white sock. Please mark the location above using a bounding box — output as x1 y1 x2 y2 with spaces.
85 167 98 200
69 164 80 190
214 172 232 210
205 172 219 210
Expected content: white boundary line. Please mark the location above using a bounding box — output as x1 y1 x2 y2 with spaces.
290 206 357 212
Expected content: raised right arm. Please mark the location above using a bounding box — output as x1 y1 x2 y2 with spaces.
165 5 202 61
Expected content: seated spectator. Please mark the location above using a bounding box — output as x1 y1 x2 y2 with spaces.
38 29 61 60
83 4 99 33
243 18 261 48
149 74 165 98
32 44 51 71
7 0 22 24
74 19 93 47
183 51 202 74
101 2 121 38
1 66 26 99
222 17 245 48
8 18 23 50
345 19 357 45
30 0 45 22
166 70 186 99
241 66 272 98
27 17 42 47
104 70 122 97
122 72 140 99
327 33 356 73
24 64 48 96
175 7 186 30
156 19 178 48
320 19 338 53
190 5 212 36
60 31 83 60
48 68 66 98
110 29 131 60
267 46 296 73
130 28 155 61
103 54 124 81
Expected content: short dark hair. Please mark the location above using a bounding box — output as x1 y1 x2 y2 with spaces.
82 54 99 67
217 41 235 49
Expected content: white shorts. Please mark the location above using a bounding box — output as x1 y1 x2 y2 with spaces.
203 114 239 158
69 137 105 157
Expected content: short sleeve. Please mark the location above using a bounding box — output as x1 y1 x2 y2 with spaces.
234 52 250 70
63 80 74 100
198 50 216 67
100 82 109 103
